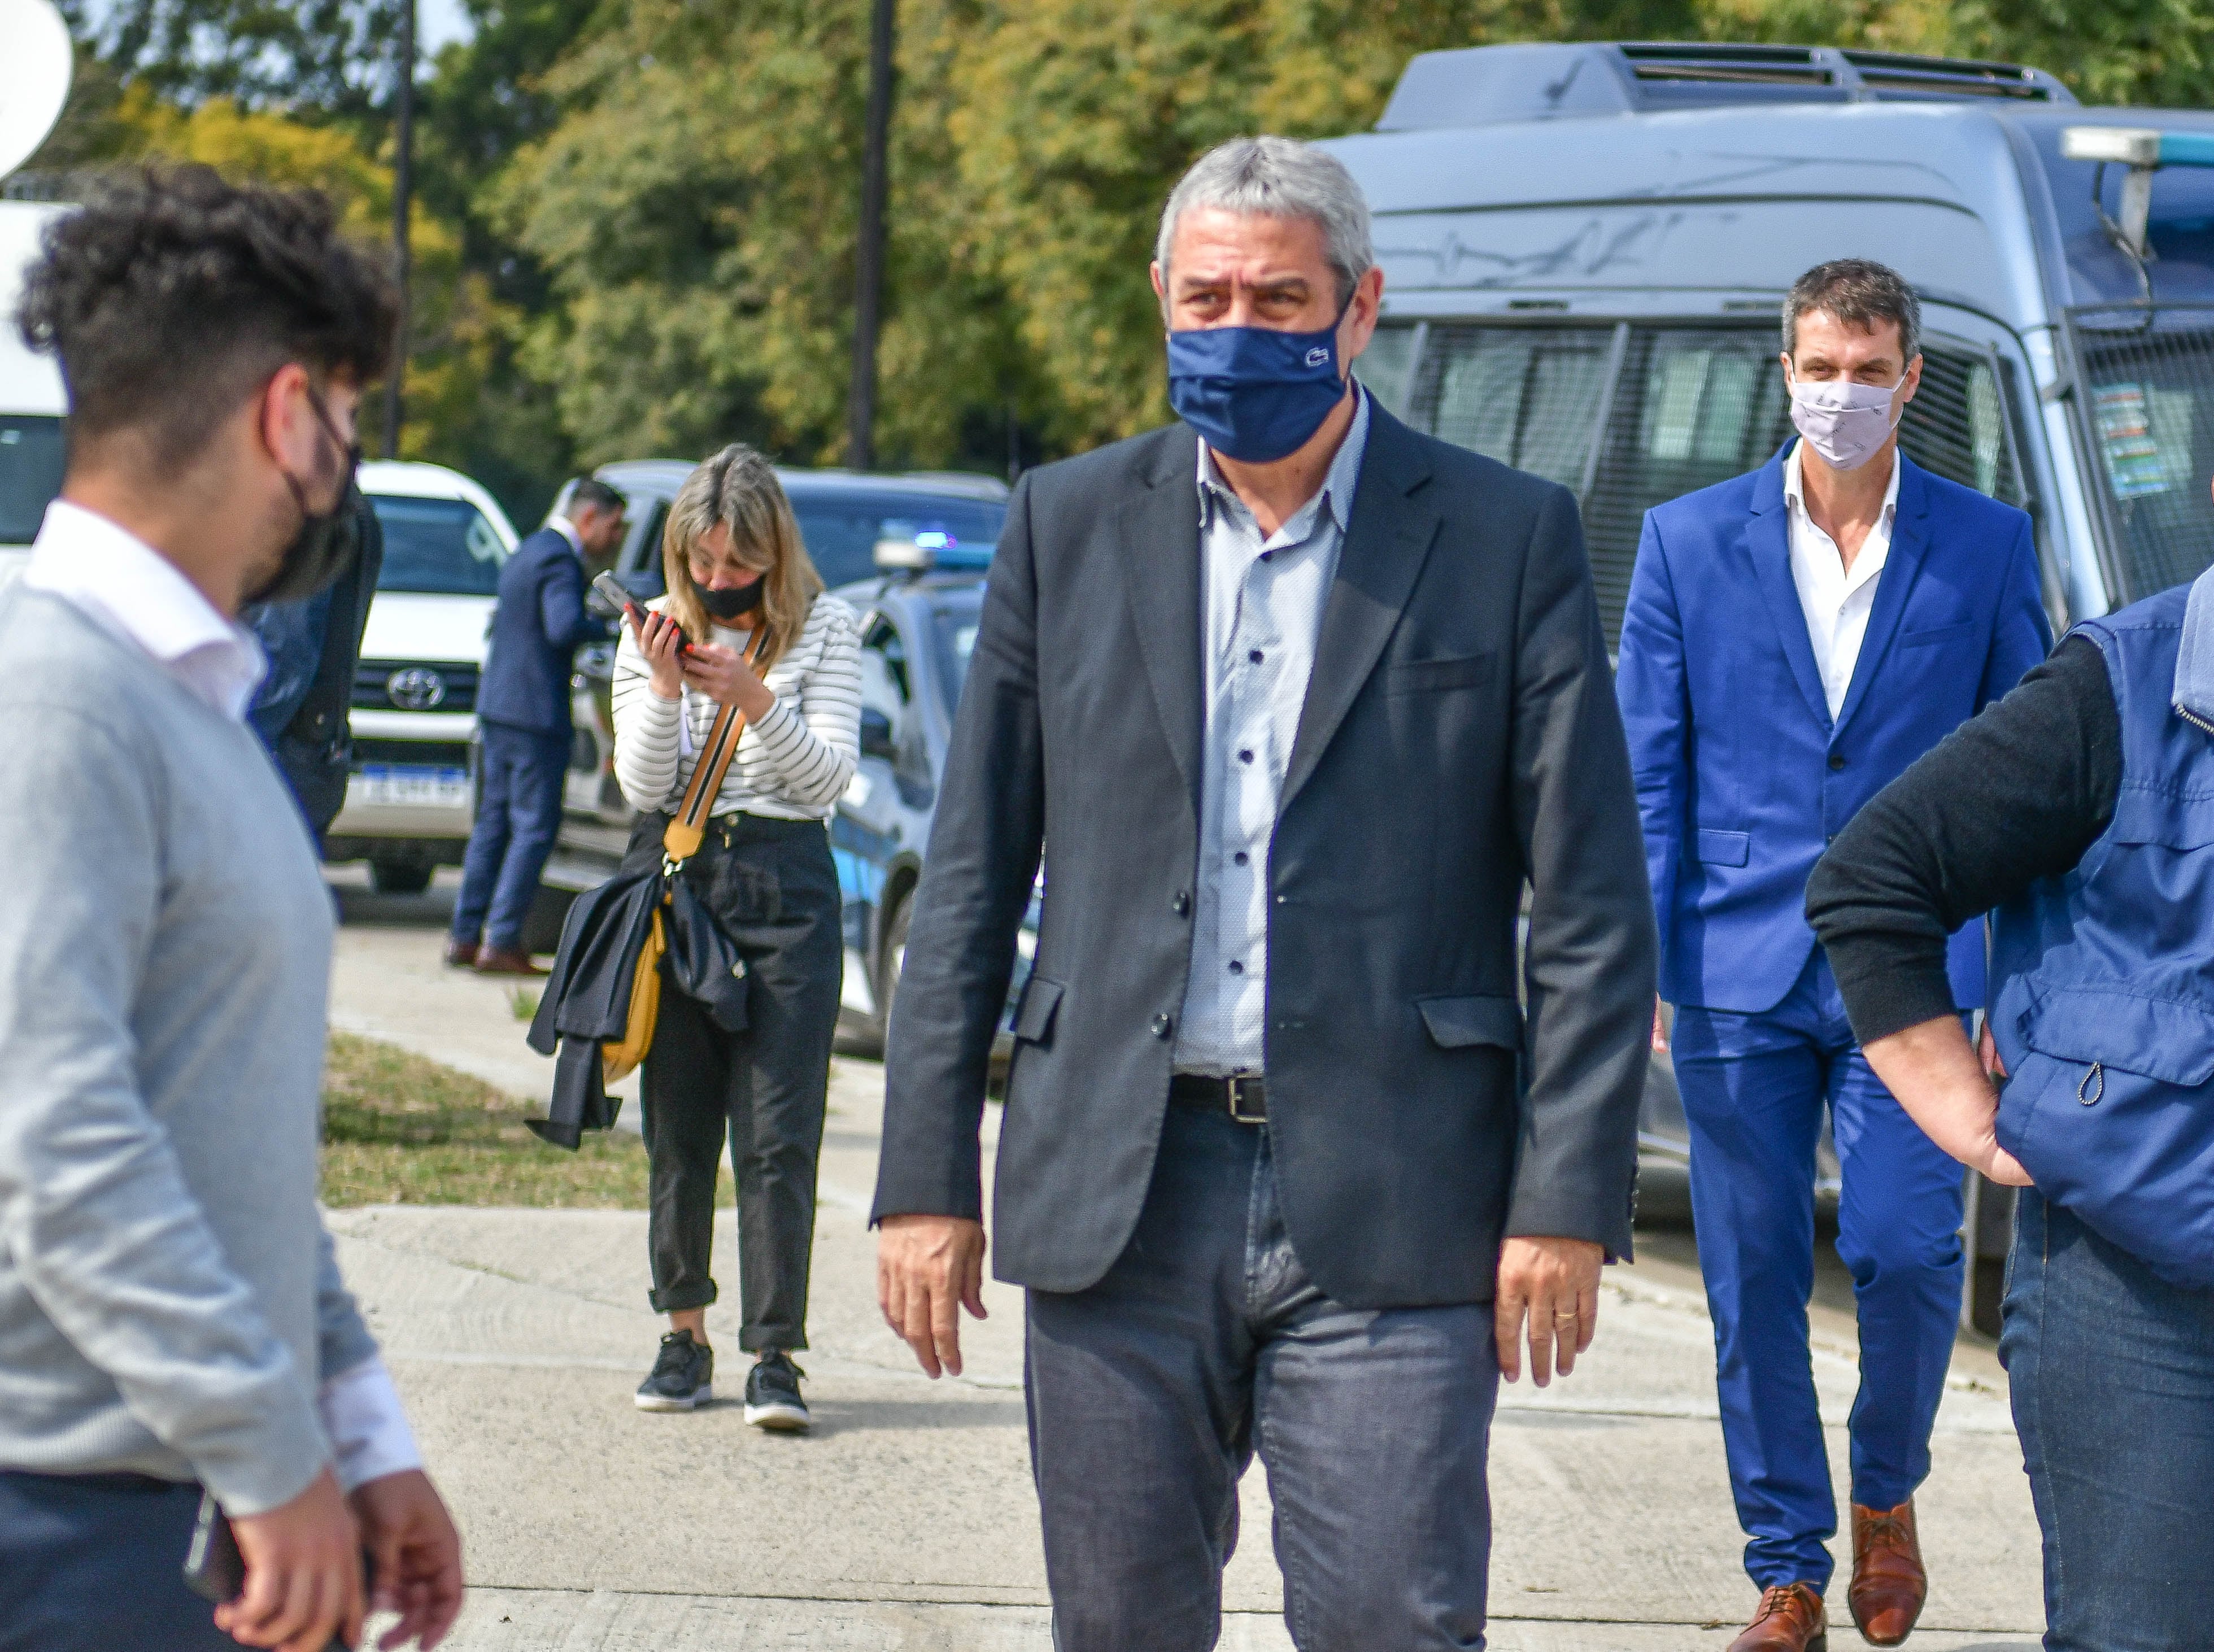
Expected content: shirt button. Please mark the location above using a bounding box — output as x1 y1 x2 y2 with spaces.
1258 551 1272 563
1828 753 1846 771
1249 649 1263 665
1150 1014 1173 1039
1171 891 1191 917
1228 960 1244 975
1234 851 1249 866
1238 749 1254 764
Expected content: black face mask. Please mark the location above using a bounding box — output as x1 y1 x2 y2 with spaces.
696 577 766 622
247 389 364 607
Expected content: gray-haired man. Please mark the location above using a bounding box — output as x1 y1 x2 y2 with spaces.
873 136 1654 1646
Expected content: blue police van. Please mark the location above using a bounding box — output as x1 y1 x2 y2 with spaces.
1322 40 2214 1327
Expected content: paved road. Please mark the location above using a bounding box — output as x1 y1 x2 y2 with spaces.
328 871 2044 1650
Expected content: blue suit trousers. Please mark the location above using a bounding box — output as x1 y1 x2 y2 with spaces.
451 720 572 952
1671 952 1965 1591
0 1472 236 1651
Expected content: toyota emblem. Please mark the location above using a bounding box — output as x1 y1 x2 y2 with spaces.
387 666 447 711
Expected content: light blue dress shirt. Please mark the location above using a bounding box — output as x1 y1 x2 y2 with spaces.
1174 387 1371 1076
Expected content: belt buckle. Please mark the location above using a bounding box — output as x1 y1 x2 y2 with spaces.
1226 1075 1266 1125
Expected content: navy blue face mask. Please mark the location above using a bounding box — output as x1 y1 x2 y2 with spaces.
1166 308 1350 464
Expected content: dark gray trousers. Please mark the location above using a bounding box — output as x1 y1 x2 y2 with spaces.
0 1471 235 1651
638 811 842 1347
1025 1104 1500 1651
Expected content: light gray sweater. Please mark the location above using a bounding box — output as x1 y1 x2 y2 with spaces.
0 587 376 1515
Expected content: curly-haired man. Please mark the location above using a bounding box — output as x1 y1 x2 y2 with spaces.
0 165 464 1652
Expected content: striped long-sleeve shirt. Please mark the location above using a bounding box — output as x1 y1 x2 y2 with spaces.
612 592 862 821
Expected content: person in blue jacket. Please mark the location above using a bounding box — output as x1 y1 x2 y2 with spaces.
447 479 625 973
1614 259 2051 1652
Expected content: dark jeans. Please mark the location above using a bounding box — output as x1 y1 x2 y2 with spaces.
0 1471 235 1651
1671 951 1965 1590
1025 1104 1499 1652
450 720 572 952
2001 1189 2214 1652
639 811 842 1348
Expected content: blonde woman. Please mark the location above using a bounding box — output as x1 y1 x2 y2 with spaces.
611 444 861 1430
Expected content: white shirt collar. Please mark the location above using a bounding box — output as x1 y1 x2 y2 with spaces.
21 499 267 721
1784 440 1902 528
547 514 584 553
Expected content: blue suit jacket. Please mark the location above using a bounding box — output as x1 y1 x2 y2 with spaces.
477 526 607 733
1616 446 2052 1015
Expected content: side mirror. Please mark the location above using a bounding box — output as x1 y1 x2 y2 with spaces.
874 538 933 573
859 706 897 760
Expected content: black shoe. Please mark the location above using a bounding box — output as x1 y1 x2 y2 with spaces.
743 1352 809 1431
634 1330 713 1412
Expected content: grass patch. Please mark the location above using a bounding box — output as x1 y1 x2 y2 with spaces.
322 1031 728 1210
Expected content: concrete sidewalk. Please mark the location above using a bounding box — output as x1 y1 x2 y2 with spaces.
328 878 2045 1650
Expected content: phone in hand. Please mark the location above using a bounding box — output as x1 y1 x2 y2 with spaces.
184 1490 368 1651
591 572 698 657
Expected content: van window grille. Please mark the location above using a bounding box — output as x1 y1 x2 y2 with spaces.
1398 321 2030 646
2062 308 2214 603
1407 324 1616 492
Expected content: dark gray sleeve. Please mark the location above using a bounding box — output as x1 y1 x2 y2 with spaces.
1807 635 2122 1045
871 475 1045 1223
1505 486 1658 1259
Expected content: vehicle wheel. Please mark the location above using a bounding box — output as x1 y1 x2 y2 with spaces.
368 857 434 896
874 890 912 1045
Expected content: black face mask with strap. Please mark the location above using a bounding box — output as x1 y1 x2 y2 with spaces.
247 387 364 607
696 577 765 622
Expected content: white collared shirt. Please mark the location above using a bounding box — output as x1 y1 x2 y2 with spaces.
22 500 266 721
18 498 424 1491
547 513 584 554
1173 388 1371 1075
1785 442 1901 721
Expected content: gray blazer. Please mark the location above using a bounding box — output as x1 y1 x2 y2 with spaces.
872 405 1657 1307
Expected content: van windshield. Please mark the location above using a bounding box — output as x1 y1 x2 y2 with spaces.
787 489 1005 589
0 415 66 546
2069 310 2214 601
370 495 509 596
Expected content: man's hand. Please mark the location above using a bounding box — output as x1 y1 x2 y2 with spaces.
1494 1236 1604 1388
877 1214 987 1378
1651 997 1670 1053
350 1469 465 1650
1863 1014 2032 1187
217 1466 363 1652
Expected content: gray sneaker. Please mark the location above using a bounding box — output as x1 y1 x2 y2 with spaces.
634 1330 713 1411
743 1351 809 1431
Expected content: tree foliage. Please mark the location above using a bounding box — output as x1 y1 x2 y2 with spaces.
37 0 2214 500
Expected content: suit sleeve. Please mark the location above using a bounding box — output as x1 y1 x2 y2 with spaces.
1506 487 1659 1259
1978 515 2055 710
538 547 604 652
871 474 1046 1223
1612 513 1687 988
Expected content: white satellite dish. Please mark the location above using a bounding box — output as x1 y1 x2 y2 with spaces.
0 0 72 182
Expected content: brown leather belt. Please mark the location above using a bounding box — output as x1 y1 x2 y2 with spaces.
1169 1073 1267 1124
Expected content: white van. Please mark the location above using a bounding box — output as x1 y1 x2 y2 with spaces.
325 461 517 892
0 198 67 587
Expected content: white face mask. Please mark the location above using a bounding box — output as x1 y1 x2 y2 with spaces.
1788 370 1904 472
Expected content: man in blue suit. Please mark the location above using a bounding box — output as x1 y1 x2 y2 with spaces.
447 479 625 973
1615 261 2050 1652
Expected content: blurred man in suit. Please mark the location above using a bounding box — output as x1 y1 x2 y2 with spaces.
873 136 1654 1650
1614 259 2051 1652
447 479 624 974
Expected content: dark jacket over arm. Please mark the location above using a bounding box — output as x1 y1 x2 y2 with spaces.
1807 637 2121 1044
874 408 1654 1306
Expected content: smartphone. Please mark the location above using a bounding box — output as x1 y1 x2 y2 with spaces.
184 1490 368 1651
591 572 699 657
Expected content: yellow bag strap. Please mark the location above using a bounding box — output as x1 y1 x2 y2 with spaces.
662 626 771 870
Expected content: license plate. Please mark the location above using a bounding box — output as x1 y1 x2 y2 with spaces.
351 764 470 808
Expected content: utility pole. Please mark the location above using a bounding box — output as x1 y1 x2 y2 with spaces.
845 0 895 471
382 0 415 460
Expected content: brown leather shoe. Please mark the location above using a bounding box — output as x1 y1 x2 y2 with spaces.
1850 1500 1927 1646
442 938 480 968
1728 1583 1827 1652
472 946 546 977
